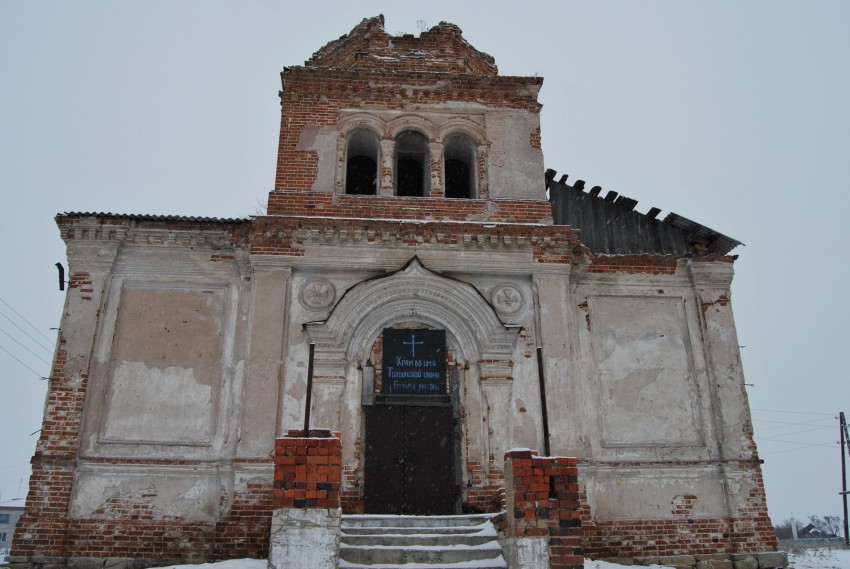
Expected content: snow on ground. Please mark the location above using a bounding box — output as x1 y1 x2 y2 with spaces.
583 560 672 569
6 547 846 569
784 546 850 569
157 561 267 569
151 557 669 569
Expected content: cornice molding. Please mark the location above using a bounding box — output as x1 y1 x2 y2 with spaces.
687 260 735 288
60 219 237 251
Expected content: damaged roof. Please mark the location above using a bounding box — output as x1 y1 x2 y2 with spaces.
546 169 742 256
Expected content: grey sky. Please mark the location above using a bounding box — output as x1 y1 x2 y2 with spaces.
1 1 847 525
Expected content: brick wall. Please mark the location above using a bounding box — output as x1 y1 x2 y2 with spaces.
464 458 504 514
266 190 553 224
504 449 583 569
584 253 735 274
579 460 778 560
275 67 541 191
13 335 79 558
251 213 580 264
307 16 498 76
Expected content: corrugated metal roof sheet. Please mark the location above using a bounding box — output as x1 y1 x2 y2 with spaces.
58 212 252 224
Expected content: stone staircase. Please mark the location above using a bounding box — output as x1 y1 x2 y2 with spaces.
338 514 507 569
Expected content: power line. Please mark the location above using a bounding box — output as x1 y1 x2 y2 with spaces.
0 310 53 354
755 424 835 434
762 447 832 457
0 344 48 379
756 423 835 433
753 418 836 428
0 297 55 344
0 329 52 366
762 443 838 456
755 426 836 438
751 408 835 417
758 437 836 447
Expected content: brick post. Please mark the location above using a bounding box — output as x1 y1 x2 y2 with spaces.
503 449 583 569
269 429 342 569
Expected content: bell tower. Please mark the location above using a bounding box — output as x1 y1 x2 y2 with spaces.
268 15 551 223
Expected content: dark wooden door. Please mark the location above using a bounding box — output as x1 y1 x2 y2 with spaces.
364 405 457 515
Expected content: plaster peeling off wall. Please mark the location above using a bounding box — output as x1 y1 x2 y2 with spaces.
590 296 701 447
70 468 222 522
484 110 545 201
104 363 213 443
101 287 224 445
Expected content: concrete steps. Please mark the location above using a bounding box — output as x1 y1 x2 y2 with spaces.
339 514 507 569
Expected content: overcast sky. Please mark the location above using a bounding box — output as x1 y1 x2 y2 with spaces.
1 1 848 525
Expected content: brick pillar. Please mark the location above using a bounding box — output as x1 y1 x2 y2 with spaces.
269 429 342 569
503 449 583 569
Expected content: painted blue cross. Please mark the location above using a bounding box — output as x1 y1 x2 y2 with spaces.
403 333 424 358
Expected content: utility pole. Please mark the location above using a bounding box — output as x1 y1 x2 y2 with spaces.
840 411 849 547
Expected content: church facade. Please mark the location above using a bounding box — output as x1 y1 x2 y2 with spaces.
12 16 778 567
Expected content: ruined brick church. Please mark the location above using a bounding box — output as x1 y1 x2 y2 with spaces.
12 15 782 569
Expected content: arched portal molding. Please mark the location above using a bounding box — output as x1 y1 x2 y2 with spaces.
304 257 518 380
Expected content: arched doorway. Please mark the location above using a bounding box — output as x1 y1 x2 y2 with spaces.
303 258 520 515
363 325 460 515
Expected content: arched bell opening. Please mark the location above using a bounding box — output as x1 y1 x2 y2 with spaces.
345 129 379 195
443 133 476 199
395 130 429 197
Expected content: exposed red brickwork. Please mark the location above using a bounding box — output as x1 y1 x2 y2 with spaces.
68 272 94 300
13 338 79 558
582 517 734 559
701 293 732 314
251 214 579 265
584 254 678 274
53 211 579 270
671 494 698 516
275 68 541 191
530 126 541 149
12 459 74 557
504 450 583 569
216 478 274 558
463 458 504 514
583 253 736 275
579 460 778 559
308 16 498 76
273 430 342 509
61 479 273 561
340 470 363 514
728 462 778 552
266 190 553 223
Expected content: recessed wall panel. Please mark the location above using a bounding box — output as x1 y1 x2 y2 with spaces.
102 286 225 445
590 296 701 447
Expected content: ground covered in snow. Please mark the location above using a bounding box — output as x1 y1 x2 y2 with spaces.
6 547 848 568
143 546 850 569
782 546 850 569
